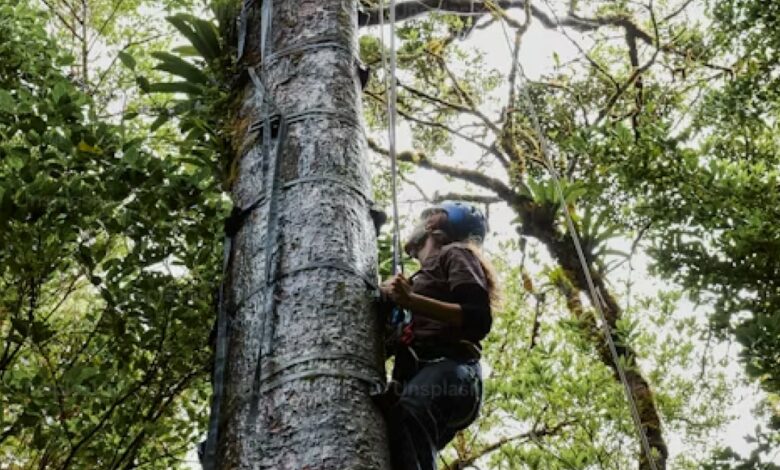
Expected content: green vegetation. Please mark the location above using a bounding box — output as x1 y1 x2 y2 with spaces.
1 0 778 467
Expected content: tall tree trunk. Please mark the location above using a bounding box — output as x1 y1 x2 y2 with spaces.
215 1 389 468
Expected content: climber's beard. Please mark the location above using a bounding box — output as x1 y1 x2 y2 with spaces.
403 221 428 259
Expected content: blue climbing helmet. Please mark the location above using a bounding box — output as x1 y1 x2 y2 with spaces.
422 200 487 243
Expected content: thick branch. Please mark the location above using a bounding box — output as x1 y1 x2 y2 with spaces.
361 0 655 48
367 139 528 208
432 192 502 204
362 0 729 81
361 1 531 28
555 266 667 470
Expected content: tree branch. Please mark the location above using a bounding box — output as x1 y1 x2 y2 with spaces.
432 192 502 204
60 374 155 469
93 34 168 93
529 292 545 349
402 49 509 147
57 0 82 23
662 0 697 22
399 171 431 202
87 0 128 54
540 1 620 90
367 138 528 208
360 0 657 51
110 369 202 470
443 420 573 470
594 1 661 125
366 90 499 156
41 0 82 39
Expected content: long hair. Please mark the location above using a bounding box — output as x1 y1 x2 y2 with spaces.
459 240 501 309
428 228 501 309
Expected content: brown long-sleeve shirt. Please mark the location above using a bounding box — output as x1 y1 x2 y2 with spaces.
408 244 492 346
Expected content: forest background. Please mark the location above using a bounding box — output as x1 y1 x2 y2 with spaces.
1 0 779 468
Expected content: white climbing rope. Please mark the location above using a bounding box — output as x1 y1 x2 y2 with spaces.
494 12 660 470
379 0 403 276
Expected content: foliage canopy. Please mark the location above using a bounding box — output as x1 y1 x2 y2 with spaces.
1 0 779 467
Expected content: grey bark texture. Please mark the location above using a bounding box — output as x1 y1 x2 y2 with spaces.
216 1 390 468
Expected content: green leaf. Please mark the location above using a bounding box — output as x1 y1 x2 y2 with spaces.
136 76 151 93
594 225 621 245
10 317 29 336
189 16 221 61
152 52 210 84
564 182 588 204
166 15 220 63
118 51 136 70
150 114 171 132
172 45 200 56
0 89 14 113
30 321 54 343
148 81 203 95
52 81 70 103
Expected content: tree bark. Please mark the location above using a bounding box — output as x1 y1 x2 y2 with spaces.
215 1 389 468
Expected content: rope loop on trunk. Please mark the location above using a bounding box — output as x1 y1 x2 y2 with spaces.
206 7 381 467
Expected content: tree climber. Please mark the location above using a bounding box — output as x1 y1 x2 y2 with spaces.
376 201 498 470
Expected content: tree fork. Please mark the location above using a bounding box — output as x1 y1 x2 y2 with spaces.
215 1 389 468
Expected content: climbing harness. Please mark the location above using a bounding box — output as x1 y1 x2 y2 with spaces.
494 13 660 470
202 6 384 468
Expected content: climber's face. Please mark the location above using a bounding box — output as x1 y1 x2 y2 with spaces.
403 221 427 259
403 210 448 259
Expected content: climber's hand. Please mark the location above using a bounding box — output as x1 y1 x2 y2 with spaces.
389 274 413 308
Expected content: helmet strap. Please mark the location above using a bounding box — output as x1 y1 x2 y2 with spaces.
429 229 452 246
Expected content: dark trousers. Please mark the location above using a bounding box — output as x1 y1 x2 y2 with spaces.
386 355 482 470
